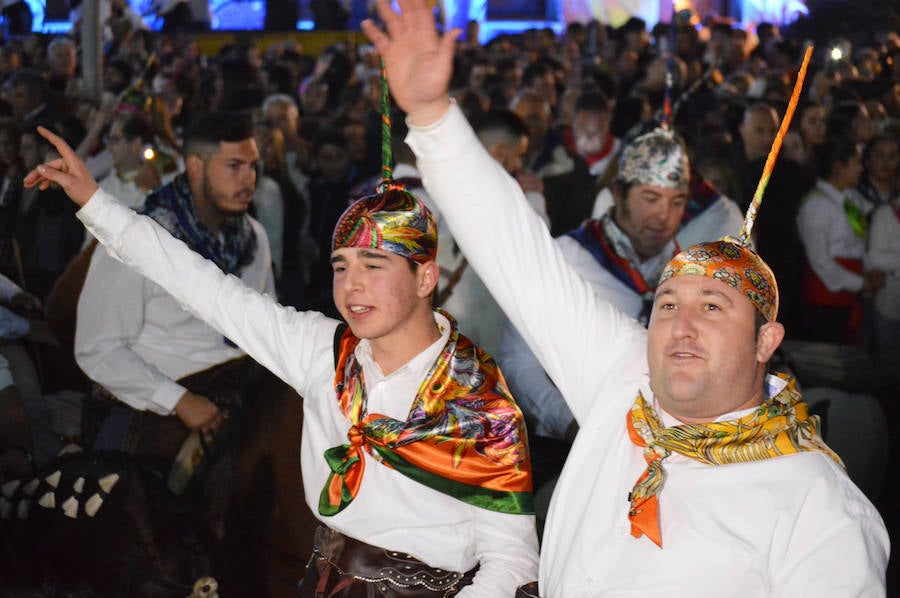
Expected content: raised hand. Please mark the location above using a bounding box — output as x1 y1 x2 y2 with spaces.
22 126 99 207
361 0 458 126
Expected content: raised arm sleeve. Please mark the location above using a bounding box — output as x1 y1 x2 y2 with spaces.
407 103 648 431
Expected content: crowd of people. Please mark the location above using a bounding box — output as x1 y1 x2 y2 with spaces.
0 0 899 594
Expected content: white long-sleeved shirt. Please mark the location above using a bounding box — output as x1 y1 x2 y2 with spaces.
497 228 672 439
75 189 539 597
797 179 868 293
408 102 889 597
74 211 275 415
865 202 900 320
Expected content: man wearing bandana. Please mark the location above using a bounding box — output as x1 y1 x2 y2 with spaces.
498 130 689 449
28 132 539 595
75 113 275 451
355 1 889 595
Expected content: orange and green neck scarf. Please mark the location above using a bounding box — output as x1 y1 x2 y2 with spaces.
319 313 533 517
626 373 842 548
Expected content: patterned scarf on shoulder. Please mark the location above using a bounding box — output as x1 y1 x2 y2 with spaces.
568 213 678 325
627 373 842 548
140 173 257 275
319 312 533 516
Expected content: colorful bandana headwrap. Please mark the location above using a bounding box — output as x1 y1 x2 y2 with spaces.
616 129 689 192
319 311 533 516
659 238 779 322
331 185 437 264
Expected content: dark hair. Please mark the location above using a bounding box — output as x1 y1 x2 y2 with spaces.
472 109 531 141
862 133 899 172
29 114 85 152
8 68 49 101
182 112 254 160
827 101 866 140
575 91 611 115
522 61 553 88
814 136 859 180
117 113 155 145
312 127 348 155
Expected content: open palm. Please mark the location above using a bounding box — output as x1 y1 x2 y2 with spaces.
361 0 458 125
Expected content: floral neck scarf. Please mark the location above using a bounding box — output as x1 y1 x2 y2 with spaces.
319 312 533 516
626 373 842 548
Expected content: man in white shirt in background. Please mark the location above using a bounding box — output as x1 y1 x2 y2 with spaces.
441 109 549 357
75 112 274 453
97 113 169 212
357 2 889 595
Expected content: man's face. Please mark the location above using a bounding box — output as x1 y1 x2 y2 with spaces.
48 43 77 78
8 84 39 120
835 151 864 189
528 72 557 108
196 140 259 215
342 123 367 164
316 142 351 184
331 247 434 343
572 110 610 156
512 96 551 147
647 275 772 423
488 135 529 175
107 121 142 173
799 106 826 147
265 103 299 141
868 139 899 184
614 184 687 261
740 108 779 161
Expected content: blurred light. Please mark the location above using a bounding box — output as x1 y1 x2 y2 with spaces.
830 46 845 61
143 147 156 162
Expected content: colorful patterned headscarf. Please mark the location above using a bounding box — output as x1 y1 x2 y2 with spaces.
659 238 778 322
616 129 689 192
330 64 438 264
331 186 438 264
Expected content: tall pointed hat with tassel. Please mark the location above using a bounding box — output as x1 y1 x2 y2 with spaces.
658 45 815 323
331 65 437 264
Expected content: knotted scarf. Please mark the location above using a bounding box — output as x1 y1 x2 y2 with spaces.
140 173 257 275
318 313 533 516
626 373 842 548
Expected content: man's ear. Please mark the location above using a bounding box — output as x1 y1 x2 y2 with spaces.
756 321 785 364
186 154 203 178
416 260 440 299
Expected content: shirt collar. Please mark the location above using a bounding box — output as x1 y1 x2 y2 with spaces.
353 311 451 381
815 179 847 206
602 209 676 283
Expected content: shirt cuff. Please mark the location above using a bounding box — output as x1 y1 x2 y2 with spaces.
405 101 473 162
77 187 135 246
149 380 188 415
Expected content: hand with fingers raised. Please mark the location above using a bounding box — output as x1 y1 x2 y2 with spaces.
361 0 457 126
23 126 99 207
